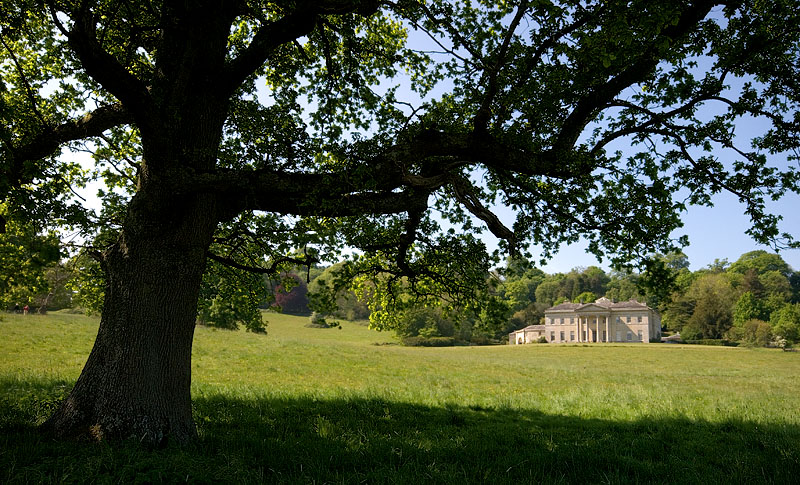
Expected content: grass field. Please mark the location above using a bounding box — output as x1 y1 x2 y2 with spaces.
1 311 799 483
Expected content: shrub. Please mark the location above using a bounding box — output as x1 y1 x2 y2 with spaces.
307 312 331 328
771 336 790 350
537 336 548 344
724 325 745 342
742 319 772 347
469 333 490 346
683 339 739 347
680 322 703 341
401 336 456 347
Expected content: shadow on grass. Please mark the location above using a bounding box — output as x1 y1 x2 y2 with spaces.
1 377 798 484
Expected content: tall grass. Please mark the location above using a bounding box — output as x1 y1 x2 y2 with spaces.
1 311 799 483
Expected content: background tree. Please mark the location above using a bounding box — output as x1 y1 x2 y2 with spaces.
605 271 644 303
0 205 60 310
728 251 792 278
36 263 74 313
65 252 105 315
682 273 737 339
273 273 310 315
197 260 267 332
770 303 800 343
732 291 768 327
534 274 568 307
573 291 597 303
2 0 800 443
496 257 546 312
308 262 371 321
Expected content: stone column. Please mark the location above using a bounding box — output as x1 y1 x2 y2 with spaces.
605 316 609 342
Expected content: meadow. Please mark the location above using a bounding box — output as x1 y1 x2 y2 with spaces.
1 311 799 483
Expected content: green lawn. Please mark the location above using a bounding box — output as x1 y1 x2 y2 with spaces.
1 311 799 483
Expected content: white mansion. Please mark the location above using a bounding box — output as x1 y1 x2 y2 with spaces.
509 297 661 344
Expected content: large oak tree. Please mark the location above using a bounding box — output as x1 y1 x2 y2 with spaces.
2 0 798 443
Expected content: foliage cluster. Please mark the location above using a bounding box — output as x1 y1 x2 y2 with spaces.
0 205 62 311
660 251 800 345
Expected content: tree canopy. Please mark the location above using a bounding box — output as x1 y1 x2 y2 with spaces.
2 0 799 443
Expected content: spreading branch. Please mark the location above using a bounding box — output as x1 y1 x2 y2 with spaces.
5 103 132 188
450 176 517 254
224 0 379 95
47 1 152 120
553 0 717 151
206 251 316 276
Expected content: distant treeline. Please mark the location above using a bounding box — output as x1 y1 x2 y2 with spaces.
5 245 799 347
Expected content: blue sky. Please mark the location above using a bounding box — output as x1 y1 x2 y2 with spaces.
528 190 800 274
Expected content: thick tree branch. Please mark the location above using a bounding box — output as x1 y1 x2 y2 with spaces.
451 176 517 254
185 167 428 219
375 129 589 183
223 0 379 95
185 123 590 224
473 1 529 133
553 0 717 151
6 103 131 188
206 251 315 276
49 2 151 119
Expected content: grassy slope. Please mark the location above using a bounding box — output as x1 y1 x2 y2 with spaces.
1 311 799 483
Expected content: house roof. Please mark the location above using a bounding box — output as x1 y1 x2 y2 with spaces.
509 324 545 336
548 302 582 311
546 297 650 313
609 299 649 309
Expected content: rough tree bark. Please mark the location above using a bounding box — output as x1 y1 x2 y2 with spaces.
41 169 221 444
41 83 230 443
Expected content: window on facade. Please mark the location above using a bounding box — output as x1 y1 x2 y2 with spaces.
550 331 555 342
638 315 642 323
627 331 632 341
560 331 565 341
559 317 564 324
626 316 631 322
638 330 643 341
570 317 574 324
570 331 575 341
616 316 621 323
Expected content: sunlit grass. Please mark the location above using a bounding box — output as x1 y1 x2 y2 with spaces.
1 311 799 483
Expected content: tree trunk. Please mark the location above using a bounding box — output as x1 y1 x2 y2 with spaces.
41 190 218 445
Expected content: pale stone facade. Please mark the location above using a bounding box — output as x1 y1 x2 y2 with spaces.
510 297 661 344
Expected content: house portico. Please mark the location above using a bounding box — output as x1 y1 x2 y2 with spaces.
574 304 612 342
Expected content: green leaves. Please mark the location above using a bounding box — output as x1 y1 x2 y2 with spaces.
0 204 61 308
3 0 800 325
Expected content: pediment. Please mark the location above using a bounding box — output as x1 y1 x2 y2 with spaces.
575 303 611 312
